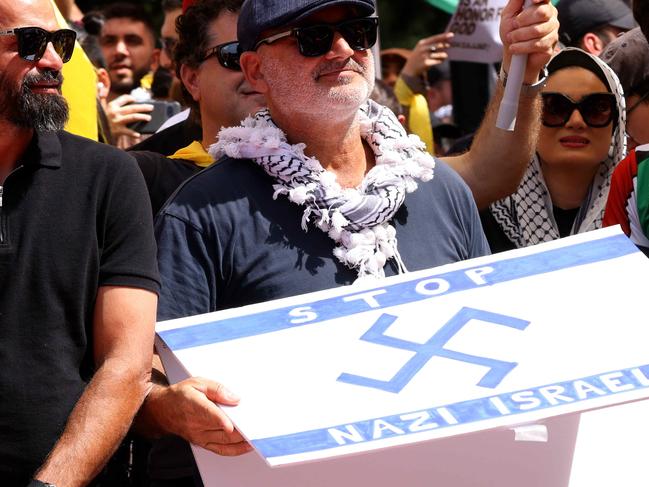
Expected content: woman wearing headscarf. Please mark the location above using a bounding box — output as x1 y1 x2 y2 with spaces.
481 47 627 252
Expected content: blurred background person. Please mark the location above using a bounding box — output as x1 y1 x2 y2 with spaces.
426 60 453 125
379 47 410 88
482 48 626 252
99 2 158 147
557 0 635 56
602 26 649 255
601 28 649 151
392 31 454 153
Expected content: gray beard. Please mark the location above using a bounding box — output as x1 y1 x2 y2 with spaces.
0 70 69 131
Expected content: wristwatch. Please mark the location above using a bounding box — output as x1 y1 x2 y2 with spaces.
27 480 56 487
499 66 549 97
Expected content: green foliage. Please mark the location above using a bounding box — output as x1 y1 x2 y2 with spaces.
377 0 451 50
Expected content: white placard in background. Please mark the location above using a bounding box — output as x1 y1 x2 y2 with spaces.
446 0 507 63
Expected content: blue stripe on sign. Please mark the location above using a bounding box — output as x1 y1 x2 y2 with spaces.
159 234 636 350
251 364 649 458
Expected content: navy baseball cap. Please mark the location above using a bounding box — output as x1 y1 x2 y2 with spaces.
557 0 636 46
601 27 649 97
238 0 376 52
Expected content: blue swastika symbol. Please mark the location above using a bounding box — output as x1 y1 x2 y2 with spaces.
338 307 530 393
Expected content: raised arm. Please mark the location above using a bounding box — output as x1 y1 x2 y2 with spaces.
442 0 558 209
34 286 157 487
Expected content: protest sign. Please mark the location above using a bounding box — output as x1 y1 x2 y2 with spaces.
446 0 507 63
157 226 649 486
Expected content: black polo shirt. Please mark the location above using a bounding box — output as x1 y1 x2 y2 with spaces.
0 130 160 484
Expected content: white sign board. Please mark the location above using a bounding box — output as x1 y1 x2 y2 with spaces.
446 0 506 63
157 227 649 485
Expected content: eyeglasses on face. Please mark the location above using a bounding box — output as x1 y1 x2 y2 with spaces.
202 41 241 71
541 92 617 128
254 17 379 57
0 26 76 63
626 90 649 116
160 36 178 58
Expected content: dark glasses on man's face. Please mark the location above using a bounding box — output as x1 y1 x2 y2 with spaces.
255 17 379 57
160 37 178 58
202 41 241 71
541 92 617 128
0 27 76 63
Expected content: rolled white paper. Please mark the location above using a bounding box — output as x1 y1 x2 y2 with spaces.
496 0 533 131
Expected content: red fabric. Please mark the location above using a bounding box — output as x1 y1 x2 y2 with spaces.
182 0 196 13
603 150 638 236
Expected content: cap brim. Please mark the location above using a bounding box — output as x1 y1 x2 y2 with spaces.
609 11 637 31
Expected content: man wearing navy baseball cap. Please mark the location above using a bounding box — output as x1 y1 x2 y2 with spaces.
557 0 636 55
150 0 559 484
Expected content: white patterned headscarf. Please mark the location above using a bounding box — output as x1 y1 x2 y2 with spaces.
490 47 627 248
211 100 436 282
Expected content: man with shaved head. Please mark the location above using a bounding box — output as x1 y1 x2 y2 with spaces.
0 0 160 485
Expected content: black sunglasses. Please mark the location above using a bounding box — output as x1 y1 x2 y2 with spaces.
202 40 241 71
0 27 76 63
255 17 379 57
541 92 617 128
160 36 178 58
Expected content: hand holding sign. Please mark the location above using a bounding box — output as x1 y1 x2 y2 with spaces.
143 377 253 456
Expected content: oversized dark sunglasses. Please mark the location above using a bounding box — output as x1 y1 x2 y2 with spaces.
0 27 76 63
254 17 379 57
202 40 241 71
541 92 617 128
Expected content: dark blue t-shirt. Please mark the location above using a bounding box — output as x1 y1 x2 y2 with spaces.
155 156 489 320
151 155 489 480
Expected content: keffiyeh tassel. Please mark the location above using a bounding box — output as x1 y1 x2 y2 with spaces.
211 100 435 281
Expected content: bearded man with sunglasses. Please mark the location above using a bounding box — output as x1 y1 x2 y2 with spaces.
0 0 161 486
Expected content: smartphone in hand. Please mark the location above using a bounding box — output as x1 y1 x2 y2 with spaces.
129 100 182 134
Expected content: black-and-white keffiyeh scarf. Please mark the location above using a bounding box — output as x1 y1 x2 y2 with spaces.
490 48 627 248
210 99 435 281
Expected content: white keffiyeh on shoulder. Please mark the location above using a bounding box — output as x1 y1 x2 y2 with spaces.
210 100 435 281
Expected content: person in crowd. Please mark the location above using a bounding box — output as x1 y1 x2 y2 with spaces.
149 0 185 105
99 3 158 148
393 31 453 153
602 28 649 254
140 1 558 484
427 60 453 124
379 47 410 87
601 28 649 151
481 48 626 253
0 0 160 485
159 0 183 75
131 0 265 218
557 0 635 56
129 0 203 155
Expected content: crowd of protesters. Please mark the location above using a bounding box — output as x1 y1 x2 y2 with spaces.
1 0 648 486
